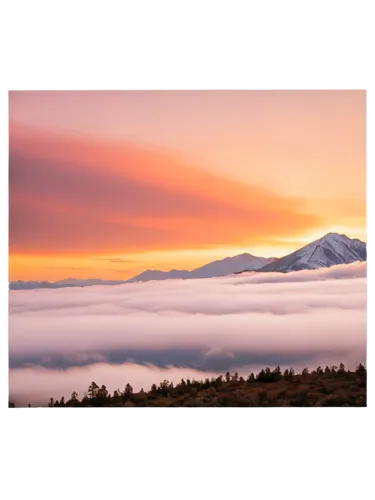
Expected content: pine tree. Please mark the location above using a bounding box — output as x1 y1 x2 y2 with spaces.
98 385 108 399
338 363 346 374
88 381 99 399
272 366 282 381
124 383 133 397
264 368 271 380
158 380 170 397
355 363 366 375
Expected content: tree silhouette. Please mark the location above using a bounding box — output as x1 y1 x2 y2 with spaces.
66 392 79 407
112 390 121 405
158 380 170 397
355 363 366 375
272 366 282 381
41 361 367 408
88 382 99 399
124 383 133 397
98 385 108 399
338 363 346 374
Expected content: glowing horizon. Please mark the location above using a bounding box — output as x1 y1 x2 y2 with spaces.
9 90 366 281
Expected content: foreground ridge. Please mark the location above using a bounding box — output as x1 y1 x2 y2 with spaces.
10 363 366 408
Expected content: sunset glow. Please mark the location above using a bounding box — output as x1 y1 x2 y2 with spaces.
9 90 366 281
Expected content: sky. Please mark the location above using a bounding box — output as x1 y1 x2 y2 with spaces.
9 90 366 281
9 262 366 406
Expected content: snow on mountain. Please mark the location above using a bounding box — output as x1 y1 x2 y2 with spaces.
258 233 366 273
9 233 366 289
126 254 275 282
189 254 276 279
126 269 191 283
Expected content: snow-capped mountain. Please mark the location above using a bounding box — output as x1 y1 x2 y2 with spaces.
9 233 366 289
258 233 366 273
127 254 276 282
189 254 276 279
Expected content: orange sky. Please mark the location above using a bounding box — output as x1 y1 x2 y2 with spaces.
9 90 366 281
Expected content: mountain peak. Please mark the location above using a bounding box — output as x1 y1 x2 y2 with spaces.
320 232 345 241
258 233 366 273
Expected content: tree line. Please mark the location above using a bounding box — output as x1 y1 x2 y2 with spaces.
28 362 365 408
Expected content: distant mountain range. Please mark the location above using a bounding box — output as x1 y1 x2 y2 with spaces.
126 253 276 282
9 233 366 289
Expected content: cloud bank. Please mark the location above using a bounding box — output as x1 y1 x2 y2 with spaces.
9 262 366 405
9 122 320 255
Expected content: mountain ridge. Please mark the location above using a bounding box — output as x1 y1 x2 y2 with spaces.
9 232 366 289
257 232 366 273
126 253 276 283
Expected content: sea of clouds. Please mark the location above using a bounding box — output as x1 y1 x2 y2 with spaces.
9 262 366 406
